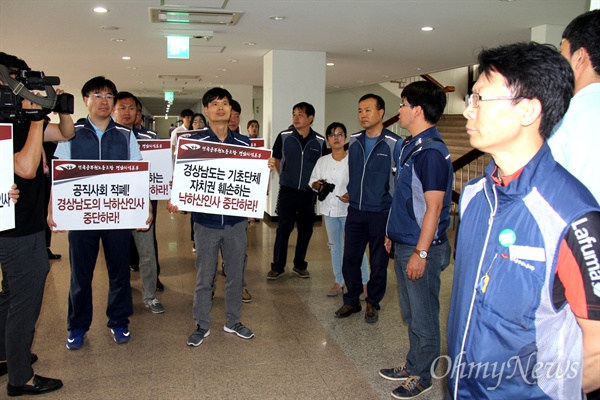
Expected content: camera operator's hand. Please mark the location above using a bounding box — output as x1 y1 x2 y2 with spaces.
20 93 43 111
43 88 75 141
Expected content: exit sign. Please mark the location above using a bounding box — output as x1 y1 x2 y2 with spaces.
167 36 189 59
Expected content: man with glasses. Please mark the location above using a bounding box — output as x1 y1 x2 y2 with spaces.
379 81 452 399
447 42 600 398
112 92 164 315
335 94 398 323
50 77 151 349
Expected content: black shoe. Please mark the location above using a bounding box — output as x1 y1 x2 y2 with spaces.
156 278 164 291
292 268 310 278
334 303 362 318
267 270 284 280
47 249 61 260
6 374 63 396
0 354 38 377
365 303 379 324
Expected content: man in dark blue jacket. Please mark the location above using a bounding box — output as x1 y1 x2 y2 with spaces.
267 102 325 279
335 94 399 323
168 88 256 346
379 82 452 399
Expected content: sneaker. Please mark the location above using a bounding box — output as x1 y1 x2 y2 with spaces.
292 268 310 278
242 288 253 303
111 327 131 344
187 325 210 346
391 376 432 399
379 364 410 381
66 329 86 350
224 322 254 339
144 297 165 313
267 270 284 280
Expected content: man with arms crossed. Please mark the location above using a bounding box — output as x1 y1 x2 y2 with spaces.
447 42 600 399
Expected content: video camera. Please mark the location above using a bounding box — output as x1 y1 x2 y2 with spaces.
0 64 74 121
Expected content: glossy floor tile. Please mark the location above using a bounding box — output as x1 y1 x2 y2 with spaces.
1 202 456 399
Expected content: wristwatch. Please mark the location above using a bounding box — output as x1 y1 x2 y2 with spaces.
414 249 428 259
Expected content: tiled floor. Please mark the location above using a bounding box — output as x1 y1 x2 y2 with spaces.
2 203 455 399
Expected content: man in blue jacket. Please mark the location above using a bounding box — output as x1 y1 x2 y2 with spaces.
168 88 257 346
267 102 325 279
51 76 151 350
379 81 452 399
335 94 399 323
448 42 600 399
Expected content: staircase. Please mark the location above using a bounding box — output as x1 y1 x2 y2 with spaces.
437 114 492 207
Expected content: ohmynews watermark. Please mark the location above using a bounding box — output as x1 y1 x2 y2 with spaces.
431 352 580 390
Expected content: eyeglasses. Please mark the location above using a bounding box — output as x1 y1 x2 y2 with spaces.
328 132 345 138
466 93 522 108
399 103 414 109
88 93 115 101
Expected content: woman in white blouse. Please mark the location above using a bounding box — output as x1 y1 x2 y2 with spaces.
310 123 369 297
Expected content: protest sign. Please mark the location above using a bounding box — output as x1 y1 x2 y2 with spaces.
138 139 172 200
250 138 265 148
0 123 15 232
171 138 271 218
51 160 150 230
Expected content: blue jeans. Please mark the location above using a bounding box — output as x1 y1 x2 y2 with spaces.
323 215 369 286
394 240 450 384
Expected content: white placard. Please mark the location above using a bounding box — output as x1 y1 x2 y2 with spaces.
51 160 150 230
0 123 15 232
171 138 271 218
138 139 172 200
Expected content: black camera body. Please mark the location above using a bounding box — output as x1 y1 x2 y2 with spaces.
317 180 336 201
0 65 74 121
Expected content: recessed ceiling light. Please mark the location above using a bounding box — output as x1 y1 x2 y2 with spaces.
363 48 374 53
122 56 131 60
268 16 285 21
101 26 119 30
94 7 108 13
357 80 364 84
227 59 237 63
111 38 125 42
414 67 422 71
218 68 227 72
326 62 335 66
421 26 434 31
244 42 256 46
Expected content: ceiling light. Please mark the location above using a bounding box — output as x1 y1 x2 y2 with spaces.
326 62 334 66
111 38 125 42
363 48 374 52
101 26 119 30
227 59 237 63
122 56 131 60
268 16 285 21
244 42 256 46
94 7 108 13
421 26 434 31
218 68 227 72
149 8 243 25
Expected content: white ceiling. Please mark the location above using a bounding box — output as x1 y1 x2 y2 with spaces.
0 0 588 116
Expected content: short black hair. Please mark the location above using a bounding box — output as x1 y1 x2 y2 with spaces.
477 42 574 140
192 113 207 125
359 93 385 114
230 99 241 114
115 91 138 104
0 51 29 72
293 102 315 118
562 9 600 75
401 81 446 125
202 87 232 107
81 76 117 99
247 119 259 129
180 108 194 118
325 122 347 137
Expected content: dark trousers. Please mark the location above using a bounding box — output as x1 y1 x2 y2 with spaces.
130 200 160 276
342 207 390 307
271 186 316 272
67 229 133 330
0 232 49 386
